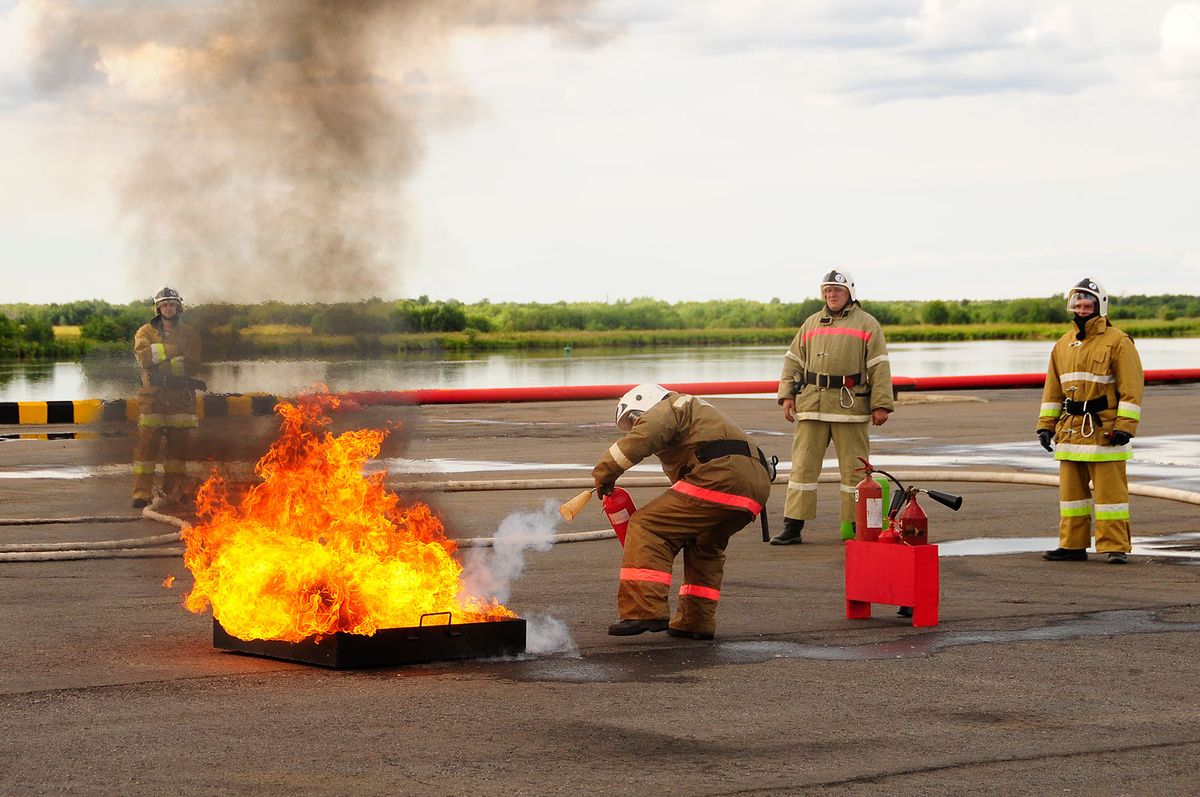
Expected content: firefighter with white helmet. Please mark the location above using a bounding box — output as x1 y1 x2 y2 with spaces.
1037 277 1144 564
131 287 204 509
593 384 773 640
771 269 894 544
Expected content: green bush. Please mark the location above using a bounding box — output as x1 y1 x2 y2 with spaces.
18 315 54 344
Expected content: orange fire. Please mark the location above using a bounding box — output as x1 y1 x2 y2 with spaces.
181 392 513 642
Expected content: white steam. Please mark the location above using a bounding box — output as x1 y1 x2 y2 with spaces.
459 499 577 656
522 612 579 659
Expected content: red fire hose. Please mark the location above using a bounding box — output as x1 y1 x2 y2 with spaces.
339 369 1200 406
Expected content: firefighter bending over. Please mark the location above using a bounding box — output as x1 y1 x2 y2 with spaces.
772 270 894 544
131 287 204 509
593 384 773 640
1037 278 1144 564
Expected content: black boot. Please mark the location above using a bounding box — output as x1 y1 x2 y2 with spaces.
770 518 804 545
1042 547 1088 561
607 618 668 636
667 627 715 640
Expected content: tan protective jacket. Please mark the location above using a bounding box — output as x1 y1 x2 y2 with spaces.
776 304 894 422
1037 315 1143 462
133 318 202 417
593 393 771 516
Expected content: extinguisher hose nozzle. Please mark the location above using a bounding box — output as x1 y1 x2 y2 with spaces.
925 489 964 511
559 489 595 522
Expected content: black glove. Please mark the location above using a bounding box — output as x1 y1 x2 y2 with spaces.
597 482 615 498
1109 430 1132 447
1037 429 1054 452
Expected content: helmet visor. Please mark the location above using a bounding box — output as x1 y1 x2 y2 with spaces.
1067 291 1098 315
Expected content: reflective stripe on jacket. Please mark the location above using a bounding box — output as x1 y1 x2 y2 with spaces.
1037 315 1144 462
592 393 771 516
133 319 202 416
776 304 894 422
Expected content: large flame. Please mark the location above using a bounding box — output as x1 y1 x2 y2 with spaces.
182 393 512 641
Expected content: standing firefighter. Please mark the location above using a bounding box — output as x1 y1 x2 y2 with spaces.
131 287 203 509
593 384 773 640
1037 278 1144 564
772 270 894 544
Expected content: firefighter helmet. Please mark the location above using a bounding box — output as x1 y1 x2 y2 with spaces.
615 383 669 432
153 286 183 309
1066 277 1107 317
819 269 856 302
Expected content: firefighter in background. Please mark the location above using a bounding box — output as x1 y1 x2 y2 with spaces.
1037 278 1144 564
131 287 203 509
771 270 894 544
593 384 773 640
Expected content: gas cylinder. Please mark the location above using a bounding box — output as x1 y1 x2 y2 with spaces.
876 525 901 544
853 473 883 542
898 492 929 546
602 487 637 547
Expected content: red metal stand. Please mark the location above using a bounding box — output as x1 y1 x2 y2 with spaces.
845 540 939 627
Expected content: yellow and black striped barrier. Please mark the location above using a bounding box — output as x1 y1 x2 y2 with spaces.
0 431 102 441
0 394 282 426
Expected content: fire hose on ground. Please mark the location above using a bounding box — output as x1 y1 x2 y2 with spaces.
1 471 1197 561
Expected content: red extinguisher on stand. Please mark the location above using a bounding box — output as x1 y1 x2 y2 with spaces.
850 458 964 619
893 492 929 545
853 457 890 542
854 457 962 545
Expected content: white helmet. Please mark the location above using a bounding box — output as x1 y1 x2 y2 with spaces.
153 286 183 309
615 383 669 431
819 269 856 302
1066 277 1107 317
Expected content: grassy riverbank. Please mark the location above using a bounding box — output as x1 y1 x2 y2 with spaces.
4 295 1197 359
204 317 1200 357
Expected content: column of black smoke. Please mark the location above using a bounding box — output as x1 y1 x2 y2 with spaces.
27 0 602 302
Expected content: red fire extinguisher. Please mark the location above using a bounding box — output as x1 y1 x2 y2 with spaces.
897 493 929 546
602 487 637 547
854 472 883 543
853 457 891 542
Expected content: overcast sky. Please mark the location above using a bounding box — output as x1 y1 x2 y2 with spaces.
2 0 1199 306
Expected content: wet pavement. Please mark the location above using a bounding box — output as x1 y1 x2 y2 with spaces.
1 384 1198 796
938 532 1200 561
506 608 1200 682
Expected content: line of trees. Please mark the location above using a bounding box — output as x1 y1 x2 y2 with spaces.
2 294 1198 353
0 311 85 358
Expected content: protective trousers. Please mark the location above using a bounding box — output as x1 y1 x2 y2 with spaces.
132 425 194 502
617 491 751 635
1058 460 1130 553
785 419 868 533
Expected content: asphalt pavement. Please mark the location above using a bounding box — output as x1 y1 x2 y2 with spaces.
1 385 1198 796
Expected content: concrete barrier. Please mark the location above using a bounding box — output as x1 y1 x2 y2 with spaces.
0 393 281 425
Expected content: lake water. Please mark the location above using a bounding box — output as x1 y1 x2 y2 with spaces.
1 339 1197 402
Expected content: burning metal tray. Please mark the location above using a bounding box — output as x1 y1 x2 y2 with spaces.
213 613 526 669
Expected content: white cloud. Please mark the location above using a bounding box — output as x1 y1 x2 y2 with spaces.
0 1 34 103
1160 1 1200 77
3 1 1200 304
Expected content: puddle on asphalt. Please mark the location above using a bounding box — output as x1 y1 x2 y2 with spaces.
1 432 1197 482
939 532 1200 560
0 464 129 480
869 434 1200 490
506 608 1200 684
